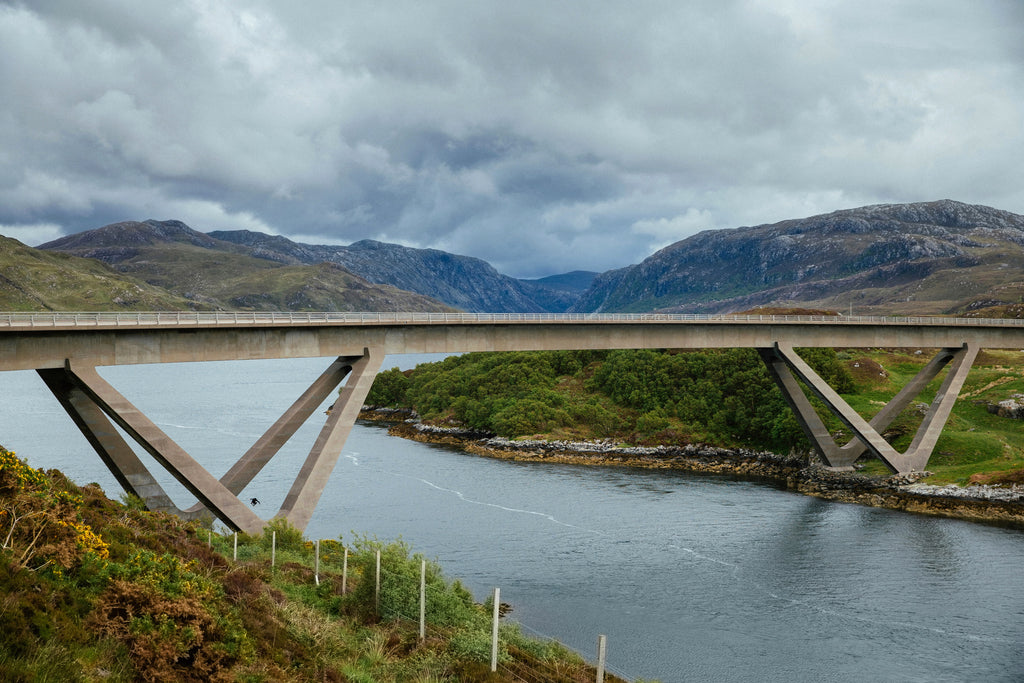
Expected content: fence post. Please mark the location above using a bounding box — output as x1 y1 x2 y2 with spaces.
271 531 276 567
596 634 607 683
233 532 237 561
207 529 212 547
375 549 381 615
419 559 426 641
491 587 500 672
342 546 348 595
314 540 320 586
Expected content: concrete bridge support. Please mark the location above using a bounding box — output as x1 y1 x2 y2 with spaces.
7 313 1018 528
760 343 979 473
37 349 382 534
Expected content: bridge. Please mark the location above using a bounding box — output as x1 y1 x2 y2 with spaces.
3 311 1022 533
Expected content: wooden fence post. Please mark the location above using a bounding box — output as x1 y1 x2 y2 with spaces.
596 634 607 683
342 546 348 595
271 531 276 567
419 559 426 641
314 540 320 586
374 549 381 615
491 587 500 672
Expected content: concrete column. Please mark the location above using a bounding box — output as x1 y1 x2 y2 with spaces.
276 347 384 531
61 360 265 533
208 355 365 496
36 367 184 517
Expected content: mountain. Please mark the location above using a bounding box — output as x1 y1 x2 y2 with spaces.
28 200 1024 317
0 234 200 311
37 221 454 312
517 270 598 312
209 231 585 313
570 200 1024 315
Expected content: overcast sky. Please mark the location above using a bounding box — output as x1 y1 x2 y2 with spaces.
1 1 1022 278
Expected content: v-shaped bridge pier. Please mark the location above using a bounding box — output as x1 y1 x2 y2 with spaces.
759 343 979 473
37 350 382 534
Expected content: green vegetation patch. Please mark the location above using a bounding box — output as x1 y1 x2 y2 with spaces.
369 347 855 452
1 448 625 681
367 345 1024 486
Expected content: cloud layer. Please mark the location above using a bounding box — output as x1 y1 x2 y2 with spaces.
1 0 1022 277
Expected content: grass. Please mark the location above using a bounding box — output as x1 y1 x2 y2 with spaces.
831 348 1024 484
0 454 636 681
0 235 199 311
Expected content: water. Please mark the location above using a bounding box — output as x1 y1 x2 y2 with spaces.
3 357 1024 682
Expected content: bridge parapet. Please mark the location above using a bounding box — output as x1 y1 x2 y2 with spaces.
2 310 1024 330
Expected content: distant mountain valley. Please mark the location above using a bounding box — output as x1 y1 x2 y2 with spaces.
2 199 1023 317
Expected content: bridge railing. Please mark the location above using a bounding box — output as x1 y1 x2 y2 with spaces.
0 311 1023 328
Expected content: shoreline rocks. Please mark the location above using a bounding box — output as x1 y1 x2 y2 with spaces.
371 415 1024 529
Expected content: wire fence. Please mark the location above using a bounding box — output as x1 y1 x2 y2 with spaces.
202 527 641 682
2 309 1023 329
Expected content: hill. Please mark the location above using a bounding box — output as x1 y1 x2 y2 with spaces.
570 200 1024 315
0 235 200 311
37 221 454 312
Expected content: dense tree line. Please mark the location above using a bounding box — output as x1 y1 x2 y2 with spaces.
366 348 854 452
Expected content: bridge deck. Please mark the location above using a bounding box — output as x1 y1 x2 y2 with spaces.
1 312 1022 373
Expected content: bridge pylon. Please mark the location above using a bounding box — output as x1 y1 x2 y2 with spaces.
759 342 979 473
37 349 382 534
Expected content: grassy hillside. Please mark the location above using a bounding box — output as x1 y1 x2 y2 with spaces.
0 448 631 682
12 220 458 313
208 262 456 312
38 235 456 313
367 346 1024 486
846 348 1024 484
0 236 200 311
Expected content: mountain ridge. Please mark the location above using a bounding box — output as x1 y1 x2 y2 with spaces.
208 230 590 312
19 199 1024 317
36 221 454 312
569 199 1024 316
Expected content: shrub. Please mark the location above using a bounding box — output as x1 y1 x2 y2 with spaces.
366 367 410 407
345 535 481 629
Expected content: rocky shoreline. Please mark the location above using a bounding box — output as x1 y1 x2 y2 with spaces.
367 413 1024 529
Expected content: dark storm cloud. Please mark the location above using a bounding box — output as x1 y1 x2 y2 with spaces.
0 0 1022 276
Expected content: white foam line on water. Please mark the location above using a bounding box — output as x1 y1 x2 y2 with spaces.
418 477 610 535
343 450 607 536
153 421 202 430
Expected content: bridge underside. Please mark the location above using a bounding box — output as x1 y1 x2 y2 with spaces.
29 341 981 533
38 350 382 534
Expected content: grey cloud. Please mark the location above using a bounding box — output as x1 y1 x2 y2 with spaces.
0 0 1022 278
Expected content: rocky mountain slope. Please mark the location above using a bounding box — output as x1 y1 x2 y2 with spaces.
36 221 454 312
209 230 592 312
570 200 1024 315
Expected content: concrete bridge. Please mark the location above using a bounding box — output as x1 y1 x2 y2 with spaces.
3 311 1022 534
